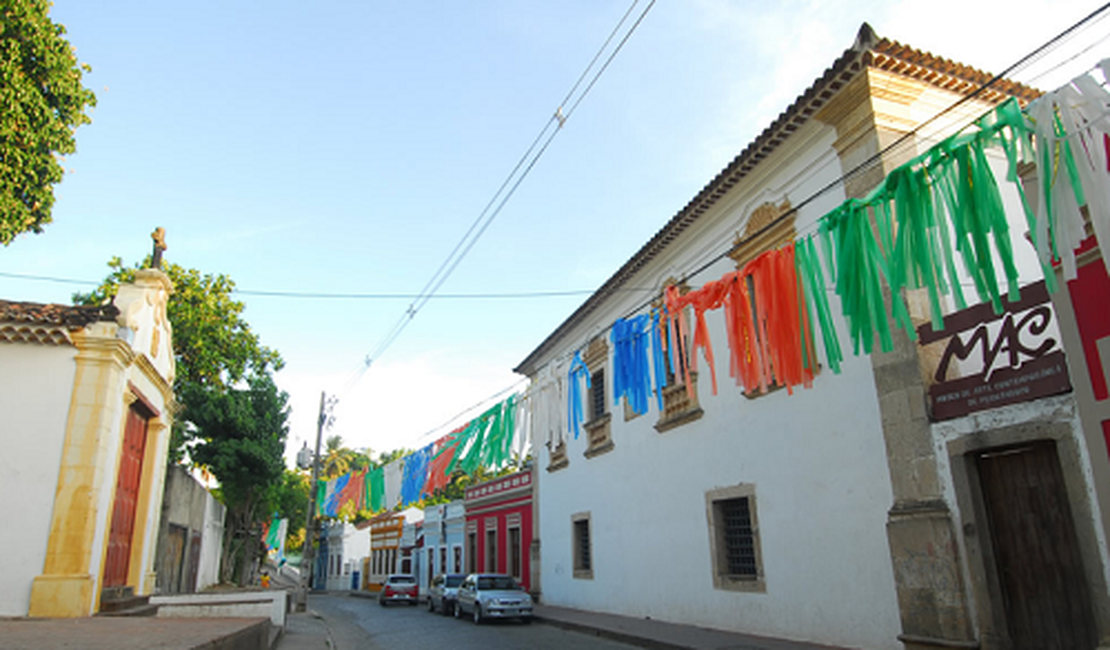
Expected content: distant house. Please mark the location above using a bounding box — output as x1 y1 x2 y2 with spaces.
421 500 466 594
155 466 225 594
363 507 422 591
463 466 537 594
0 269 176 617
321 521 371 591
512 23 1110 650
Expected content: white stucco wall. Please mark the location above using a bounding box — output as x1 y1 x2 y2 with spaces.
198 491 226 591
0 342 77 616
532 119 903 649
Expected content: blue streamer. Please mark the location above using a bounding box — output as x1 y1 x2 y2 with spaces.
611 315 652 416
567 351 591 439
651 310 669 411
399 444 432 507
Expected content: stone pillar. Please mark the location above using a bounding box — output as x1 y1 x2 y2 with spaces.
815 63 977 648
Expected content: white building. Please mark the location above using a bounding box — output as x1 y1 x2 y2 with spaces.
323 521 371 591
515 26 1049 650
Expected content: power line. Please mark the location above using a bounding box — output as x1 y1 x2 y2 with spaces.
355 0 656 380
0 270 655 301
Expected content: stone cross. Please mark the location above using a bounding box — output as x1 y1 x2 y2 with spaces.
151 227 167 269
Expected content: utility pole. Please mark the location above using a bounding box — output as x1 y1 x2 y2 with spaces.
295 391 327 612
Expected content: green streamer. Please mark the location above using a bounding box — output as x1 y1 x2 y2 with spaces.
445 394 518 476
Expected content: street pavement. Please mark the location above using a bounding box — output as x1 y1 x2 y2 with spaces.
276 592 851 650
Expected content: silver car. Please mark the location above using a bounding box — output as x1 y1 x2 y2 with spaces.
454 573 533 624
427 573 466 615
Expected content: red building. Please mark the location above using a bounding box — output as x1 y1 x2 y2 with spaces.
463 465 537 594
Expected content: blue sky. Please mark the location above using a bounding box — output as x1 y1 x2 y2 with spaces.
2 0 1104 458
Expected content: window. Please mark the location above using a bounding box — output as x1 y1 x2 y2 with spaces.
467 532 477 573
509 527 522 579
590 370 606 421
440 547 447 576
705 484 764 592
572 512 593 580
453 545 463 573
653 281 704 433
583 338 614 458
486 525 498 573
428 548 434 584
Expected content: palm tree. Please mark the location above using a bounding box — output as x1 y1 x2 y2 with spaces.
322 435 357 479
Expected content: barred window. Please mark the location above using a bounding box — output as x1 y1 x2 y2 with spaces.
590 369 607 421
572 512 593 579
719 497 756 577
706 484 764 592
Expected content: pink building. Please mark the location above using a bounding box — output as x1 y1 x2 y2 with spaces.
463 466 537 595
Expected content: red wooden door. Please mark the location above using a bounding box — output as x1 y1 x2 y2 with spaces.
103 407 148 587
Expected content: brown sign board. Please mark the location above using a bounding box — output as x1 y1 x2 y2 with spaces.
917 281 1072 421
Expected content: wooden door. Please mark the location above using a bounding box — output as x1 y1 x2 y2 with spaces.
186 531 202 593
977 441 1097 650
103 407 148 588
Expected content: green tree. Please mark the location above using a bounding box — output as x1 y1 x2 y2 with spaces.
321 435 355 480
268 469 310 553
0 0 97 244
75 257 284 462
186 373 290 585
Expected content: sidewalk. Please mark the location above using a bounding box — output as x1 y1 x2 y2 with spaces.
272 608 332 650
532 604 849 650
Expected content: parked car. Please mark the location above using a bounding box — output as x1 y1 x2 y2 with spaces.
380 574 418 607
427 573 467 615
454 573 533 624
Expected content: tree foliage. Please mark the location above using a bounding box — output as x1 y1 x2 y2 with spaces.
185 374 290 584
268 469 310 553
0 0 97 244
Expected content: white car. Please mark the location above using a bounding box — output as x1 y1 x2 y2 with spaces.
454 574 533 624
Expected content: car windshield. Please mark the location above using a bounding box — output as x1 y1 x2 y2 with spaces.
477 576 520 591
389 576 415 584
445 576 465 588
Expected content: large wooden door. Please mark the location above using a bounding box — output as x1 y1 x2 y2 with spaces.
103 407 148 588
977 441 1097 650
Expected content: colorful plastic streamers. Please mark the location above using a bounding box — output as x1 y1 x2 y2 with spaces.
425 432 461 496
611 315 653 415
567 351 590 439
447 394 518 475
367 465 385 513
399 444 432 507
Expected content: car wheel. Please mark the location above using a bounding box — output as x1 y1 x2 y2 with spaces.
379 598 387 608
472 604 482 625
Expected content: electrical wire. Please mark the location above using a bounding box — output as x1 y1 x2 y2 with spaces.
0 270 656 301
353 0 657 384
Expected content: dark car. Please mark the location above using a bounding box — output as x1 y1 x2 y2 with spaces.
427 573 467 615
380 574 418 606
454 573 533 624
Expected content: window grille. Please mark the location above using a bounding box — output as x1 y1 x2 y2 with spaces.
590 370 606 421
720 497 757 577
574 519 591 572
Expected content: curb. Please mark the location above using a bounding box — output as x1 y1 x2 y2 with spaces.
533 614 689 650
